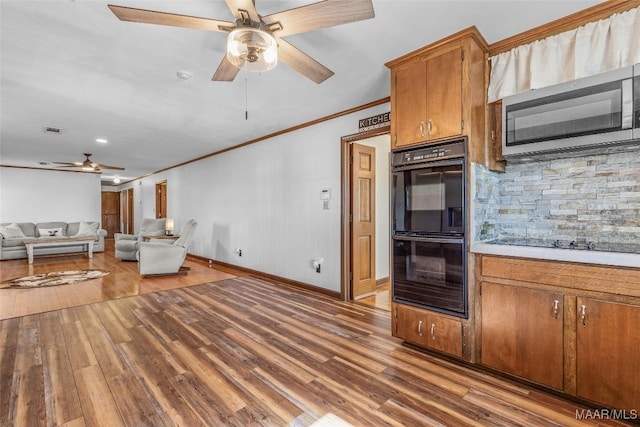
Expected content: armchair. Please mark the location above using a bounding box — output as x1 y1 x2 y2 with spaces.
114 218 166 261
137 219 198 276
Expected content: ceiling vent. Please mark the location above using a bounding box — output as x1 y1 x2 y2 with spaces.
44 127 61 134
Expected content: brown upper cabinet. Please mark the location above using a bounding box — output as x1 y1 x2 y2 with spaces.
392 46 462 147
386 27 488 158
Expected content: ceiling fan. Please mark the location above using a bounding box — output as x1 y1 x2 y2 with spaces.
107 0 375 84
53 153 125 171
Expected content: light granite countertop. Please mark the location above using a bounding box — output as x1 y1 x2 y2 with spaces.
471 242 640 269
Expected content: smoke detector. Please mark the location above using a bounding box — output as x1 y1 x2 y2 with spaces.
176 70 193 80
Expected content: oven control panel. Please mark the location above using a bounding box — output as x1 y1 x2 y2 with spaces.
392 139 466 167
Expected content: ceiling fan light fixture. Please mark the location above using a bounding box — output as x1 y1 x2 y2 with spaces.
226 27 277 73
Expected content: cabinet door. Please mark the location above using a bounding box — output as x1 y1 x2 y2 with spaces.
395 304 428 346
576 298 640 411
426 47 462 140
393 60 427 148
427 313 463 358
481 282 564 390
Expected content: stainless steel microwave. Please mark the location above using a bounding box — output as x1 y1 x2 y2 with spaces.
502 64 639 158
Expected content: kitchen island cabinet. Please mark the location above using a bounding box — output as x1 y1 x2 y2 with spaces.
478 254 640 411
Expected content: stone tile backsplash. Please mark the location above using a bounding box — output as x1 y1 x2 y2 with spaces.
473 144 640 246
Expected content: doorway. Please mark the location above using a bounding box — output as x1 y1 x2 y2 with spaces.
340 126 391 310
121 188 134 234
155 180 167 219
101 191 120 237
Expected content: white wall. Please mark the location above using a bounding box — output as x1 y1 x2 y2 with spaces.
0 168 101 223
119 103 390 292
358 134 391 281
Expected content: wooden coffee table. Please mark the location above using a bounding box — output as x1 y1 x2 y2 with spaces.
23 236 96 264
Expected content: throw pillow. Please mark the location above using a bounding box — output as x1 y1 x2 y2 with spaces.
37 227 63 237
75 221 99 236
0 223 26 239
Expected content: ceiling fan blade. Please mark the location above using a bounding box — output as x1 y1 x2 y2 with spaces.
108 5 233 32
52 161 81 166
212 55 242 81
276 38 334 84
95 164 125 171
263 0 374 37
224 0 260 23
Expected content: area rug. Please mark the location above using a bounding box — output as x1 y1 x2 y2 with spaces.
1 269 110 289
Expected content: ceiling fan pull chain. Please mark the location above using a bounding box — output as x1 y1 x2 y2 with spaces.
245 73 249 120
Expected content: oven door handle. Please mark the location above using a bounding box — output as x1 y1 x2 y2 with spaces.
393 235 464 245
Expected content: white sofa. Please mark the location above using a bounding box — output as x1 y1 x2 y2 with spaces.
0 221 107 261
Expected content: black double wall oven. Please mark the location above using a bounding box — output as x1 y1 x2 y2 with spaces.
391 138 468 318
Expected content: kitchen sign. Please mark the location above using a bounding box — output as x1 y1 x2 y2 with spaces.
358 112 390 132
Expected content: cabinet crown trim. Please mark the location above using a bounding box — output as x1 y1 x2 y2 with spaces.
385 26 488 69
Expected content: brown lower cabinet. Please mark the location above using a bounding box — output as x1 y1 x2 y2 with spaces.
481 282 564 390
479 255 640 412
392 256 640 411
576 297 640 411
393 303 463 358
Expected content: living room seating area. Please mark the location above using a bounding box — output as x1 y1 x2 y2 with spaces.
0 221 106 260
138 219 198 276
114 217 166 261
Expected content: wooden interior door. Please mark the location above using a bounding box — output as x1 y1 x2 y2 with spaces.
155 181 167 219
351 143 376 299
481 282 564 390
576 297 640 410
101 192 120 237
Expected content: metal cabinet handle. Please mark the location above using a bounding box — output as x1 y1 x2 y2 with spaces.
427 119 433 135
418 320 423 337
430 323 435 340
419 121 425 137
553 300 560 320
580 305 587 326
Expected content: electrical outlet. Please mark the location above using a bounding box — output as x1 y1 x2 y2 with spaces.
208 259 213 268
235 248 242 257
312 258 323 273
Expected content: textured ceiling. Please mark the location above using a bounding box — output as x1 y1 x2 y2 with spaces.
0 0 600 183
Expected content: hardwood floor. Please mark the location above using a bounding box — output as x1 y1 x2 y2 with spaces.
357 282 390 311
0 274 630 426
0 239 242 320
